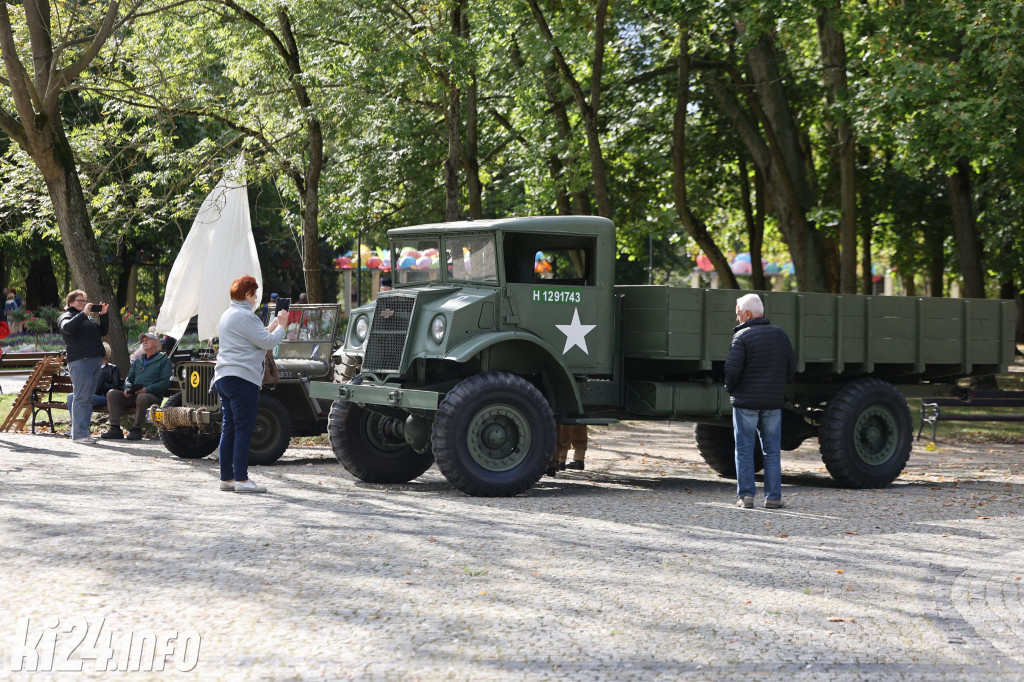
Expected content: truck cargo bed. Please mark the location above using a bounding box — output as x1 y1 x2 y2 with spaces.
618 287 1014 382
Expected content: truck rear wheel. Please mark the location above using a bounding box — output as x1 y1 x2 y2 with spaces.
327 400 434 483
819 378 912 488
158 393 219 459
431 372 555 497
248 394 292 466
693 424 763 478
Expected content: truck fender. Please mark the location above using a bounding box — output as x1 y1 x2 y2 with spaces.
443 332 583 415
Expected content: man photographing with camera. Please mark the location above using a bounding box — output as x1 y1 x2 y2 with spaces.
58 290 110 443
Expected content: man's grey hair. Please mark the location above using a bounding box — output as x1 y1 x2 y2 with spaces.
736 293 764 317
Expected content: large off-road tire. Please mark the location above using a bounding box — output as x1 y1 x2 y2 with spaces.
247 393 292 466
327 400 434 483
819 378 912 488
431 372 555 497
158 393 220 460
692 423 764 479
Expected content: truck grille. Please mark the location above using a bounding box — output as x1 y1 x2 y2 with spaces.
179 362 220 408
363 295 415 374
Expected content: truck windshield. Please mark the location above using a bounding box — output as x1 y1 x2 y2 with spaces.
445 235 498 283
393 238 442 285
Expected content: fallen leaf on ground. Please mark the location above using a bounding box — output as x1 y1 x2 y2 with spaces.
827 617 856 622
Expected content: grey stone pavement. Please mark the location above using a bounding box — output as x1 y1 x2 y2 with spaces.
0 379 1022 679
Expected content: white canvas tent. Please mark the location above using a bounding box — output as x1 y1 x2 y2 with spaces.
155 160 263 342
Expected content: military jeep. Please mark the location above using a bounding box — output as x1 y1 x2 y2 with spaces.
150 304 346 464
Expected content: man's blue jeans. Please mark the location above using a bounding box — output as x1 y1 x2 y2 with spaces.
215 376 260 483
733 407 783 501
67 357 103 439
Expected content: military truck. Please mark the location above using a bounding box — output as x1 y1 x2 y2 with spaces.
309 216 1015 496
151 304 345 464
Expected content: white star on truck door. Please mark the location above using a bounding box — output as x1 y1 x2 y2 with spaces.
556 308 597 355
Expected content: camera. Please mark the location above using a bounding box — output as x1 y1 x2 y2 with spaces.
277 297 291 312
89 303 102 312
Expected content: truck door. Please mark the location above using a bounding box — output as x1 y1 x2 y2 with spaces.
501 232 613 375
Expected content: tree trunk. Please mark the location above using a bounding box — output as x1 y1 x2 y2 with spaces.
301 119 324 303
738 156 765 291
945 157 986 298
25 236 59 307
927 228 945 297
540 57 590 214
817 2 857 294
442 1 464 222
39 135 130 371
673 26 737 289
706 28 830 292
274 9 324 303
527 0 612 218
462 12 482 219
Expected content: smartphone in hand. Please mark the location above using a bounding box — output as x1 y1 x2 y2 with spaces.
277 297 291 312
89 303 103 312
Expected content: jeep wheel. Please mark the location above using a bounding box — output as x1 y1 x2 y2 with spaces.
431 372 555 497
158 393 219 459
328 400 433 483
248 394 292 466
693 423 763 479
819 378 911 488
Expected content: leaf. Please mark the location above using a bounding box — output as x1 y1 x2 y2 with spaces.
827 617 856 623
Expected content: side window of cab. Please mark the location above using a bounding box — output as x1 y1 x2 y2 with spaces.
503 233 594 286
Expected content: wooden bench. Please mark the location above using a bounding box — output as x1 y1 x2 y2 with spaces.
30 373 181 434
917 390 1024 441
29 373 95 434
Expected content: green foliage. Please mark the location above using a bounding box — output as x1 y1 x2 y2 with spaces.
2 0 1021 300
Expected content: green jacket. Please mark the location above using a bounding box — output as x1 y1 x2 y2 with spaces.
124 352 173 399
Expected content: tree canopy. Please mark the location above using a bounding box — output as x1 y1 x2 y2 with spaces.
2 0 1023 345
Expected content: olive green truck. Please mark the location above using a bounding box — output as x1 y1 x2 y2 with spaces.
309 216 1015 497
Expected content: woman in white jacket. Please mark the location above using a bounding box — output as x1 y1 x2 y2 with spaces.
213 275 288 493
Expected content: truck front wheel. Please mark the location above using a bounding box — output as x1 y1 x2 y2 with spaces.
693 424 763 479
328 400 434 483
431 372 555 497
819 378 912 488
158 393 220 459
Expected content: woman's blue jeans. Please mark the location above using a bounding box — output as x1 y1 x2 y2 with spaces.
67 357 103 439
733 407 783 501
215 376 260 483
66 393 108 434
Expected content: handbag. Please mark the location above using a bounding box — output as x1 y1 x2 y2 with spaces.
263 349 280 385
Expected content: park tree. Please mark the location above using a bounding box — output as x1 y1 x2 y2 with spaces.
0 0 159 367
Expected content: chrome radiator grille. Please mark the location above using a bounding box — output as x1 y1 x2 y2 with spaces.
179 362 220 408
363 295 415 374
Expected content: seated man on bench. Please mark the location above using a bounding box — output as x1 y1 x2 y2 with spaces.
101 332 172 441
67 342 121 430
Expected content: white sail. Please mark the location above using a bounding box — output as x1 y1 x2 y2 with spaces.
155 159 262 341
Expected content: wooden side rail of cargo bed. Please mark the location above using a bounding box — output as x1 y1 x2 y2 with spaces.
917 390 1024 442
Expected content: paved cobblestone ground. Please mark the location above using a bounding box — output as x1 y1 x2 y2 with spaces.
0 419 1022 680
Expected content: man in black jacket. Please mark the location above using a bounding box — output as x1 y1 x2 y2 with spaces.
725 293 796 509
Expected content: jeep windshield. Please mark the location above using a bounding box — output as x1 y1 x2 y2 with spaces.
445 235 498 284
393 238 442 285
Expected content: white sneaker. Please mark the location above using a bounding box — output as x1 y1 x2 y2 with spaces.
72 437 94 444
234 480 267 493
220 481 235 491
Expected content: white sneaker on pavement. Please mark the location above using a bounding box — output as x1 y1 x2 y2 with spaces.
234 480 267 493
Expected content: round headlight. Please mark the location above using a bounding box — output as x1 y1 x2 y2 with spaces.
430 315 447 343
353 316 368 343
